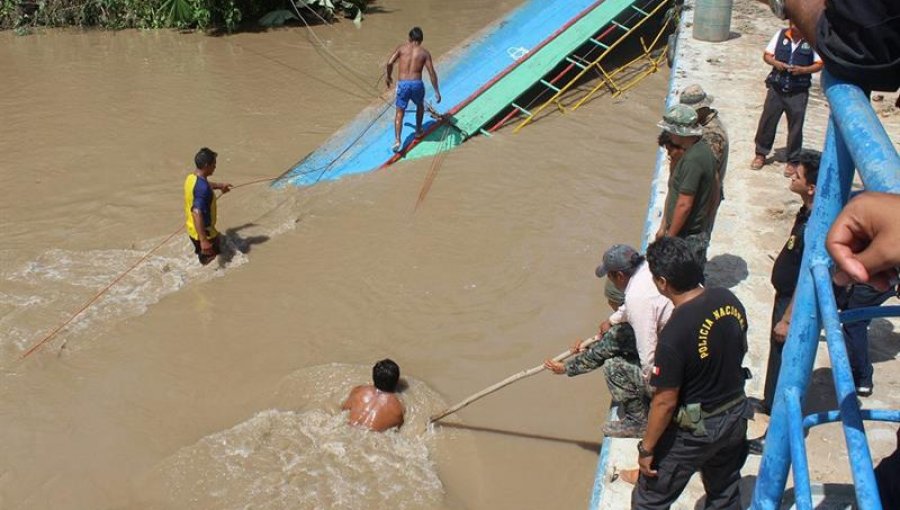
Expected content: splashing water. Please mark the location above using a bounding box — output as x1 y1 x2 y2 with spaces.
136 364 452 509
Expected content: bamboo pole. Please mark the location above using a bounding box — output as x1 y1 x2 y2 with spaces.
429 335 600 423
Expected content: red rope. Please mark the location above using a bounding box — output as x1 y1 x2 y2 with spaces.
20 175 278 359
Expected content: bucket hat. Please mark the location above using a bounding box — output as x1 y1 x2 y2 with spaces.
657 104 703 137
680 84 714 109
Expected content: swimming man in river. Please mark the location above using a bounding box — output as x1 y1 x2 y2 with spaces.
342 359 405 431
386 26 441 153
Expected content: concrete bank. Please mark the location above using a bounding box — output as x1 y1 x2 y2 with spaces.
592 0 900 508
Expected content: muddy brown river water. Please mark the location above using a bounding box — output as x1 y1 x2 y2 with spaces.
0 1 668 508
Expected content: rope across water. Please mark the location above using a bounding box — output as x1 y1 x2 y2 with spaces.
21 9 455 359
20 175 280 359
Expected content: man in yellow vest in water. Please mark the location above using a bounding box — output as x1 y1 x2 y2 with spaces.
184 147 232 265
342 359 405 432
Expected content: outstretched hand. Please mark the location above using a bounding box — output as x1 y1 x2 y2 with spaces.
571 338 588 353
543 359 566 374
826 192 900 290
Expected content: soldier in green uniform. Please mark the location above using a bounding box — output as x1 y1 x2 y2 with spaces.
655 105 719 271
544 280 649 438
680 84 728 209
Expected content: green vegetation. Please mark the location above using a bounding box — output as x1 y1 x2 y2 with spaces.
1 0 371 33
260 0 368 28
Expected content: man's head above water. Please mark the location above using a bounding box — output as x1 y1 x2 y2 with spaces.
373 358 400 392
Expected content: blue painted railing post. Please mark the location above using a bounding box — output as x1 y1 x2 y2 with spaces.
751 69 899 509
812 262 883 508
785 388 812 510
751 110 855 509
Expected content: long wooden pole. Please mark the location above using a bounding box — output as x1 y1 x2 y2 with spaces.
429 335 600 423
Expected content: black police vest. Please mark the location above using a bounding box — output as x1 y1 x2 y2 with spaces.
766 29 815 93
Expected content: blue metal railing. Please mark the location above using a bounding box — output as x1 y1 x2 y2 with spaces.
751 71 900 509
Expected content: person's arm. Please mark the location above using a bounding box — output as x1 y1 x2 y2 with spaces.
666 193 695 237
763 30 786 70
790 60 823 75
608 302 626 326
191 184 215 253
655 220 666 241
568 333 623 376
425 52 441 103
210 181 233 193
764 52 788 71
546 335 597 373
772 295 795 342
638 387 679 477
385 48 400 88
763 30 786 71
191 209 213 253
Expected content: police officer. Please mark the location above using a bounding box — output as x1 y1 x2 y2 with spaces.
750 20 823 175
632 237 751 510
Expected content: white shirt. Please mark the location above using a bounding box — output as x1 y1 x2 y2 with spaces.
608 262 674 382
765 29 822 63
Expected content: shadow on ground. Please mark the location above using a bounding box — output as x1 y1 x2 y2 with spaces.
705 253 749 289
692 474 756 509
779 482 857 509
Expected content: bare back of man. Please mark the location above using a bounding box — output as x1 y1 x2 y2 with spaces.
386 27 441 152
341 385 405 432
392 42 430 81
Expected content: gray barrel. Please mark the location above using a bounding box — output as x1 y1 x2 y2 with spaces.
692 0 733 42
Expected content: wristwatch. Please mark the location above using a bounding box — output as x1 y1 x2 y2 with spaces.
768 0 786 19
637 440 654 458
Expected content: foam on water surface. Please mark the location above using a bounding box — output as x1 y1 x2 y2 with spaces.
137 364 450 510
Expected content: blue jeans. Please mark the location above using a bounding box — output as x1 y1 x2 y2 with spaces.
838 284 896 388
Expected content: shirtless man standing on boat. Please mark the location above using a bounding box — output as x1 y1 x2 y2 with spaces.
386 26 441 153
342 359 405 431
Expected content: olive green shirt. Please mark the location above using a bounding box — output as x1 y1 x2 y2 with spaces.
664 139 717 237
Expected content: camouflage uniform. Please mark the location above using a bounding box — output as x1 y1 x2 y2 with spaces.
702 110 729 188
564 323 649 420
682 231 711 275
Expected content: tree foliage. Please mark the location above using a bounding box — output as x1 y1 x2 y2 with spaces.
1 0 371 33
260 0 367 27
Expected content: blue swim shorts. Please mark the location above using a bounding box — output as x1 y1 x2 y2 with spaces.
395 79 425 110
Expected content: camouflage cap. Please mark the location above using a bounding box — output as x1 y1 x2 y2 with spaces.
657 104 703 137
680 84 714 109
595 244 641 278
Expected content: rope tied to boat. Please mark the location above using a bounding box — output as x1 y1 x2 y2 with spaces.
20 175 278 360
